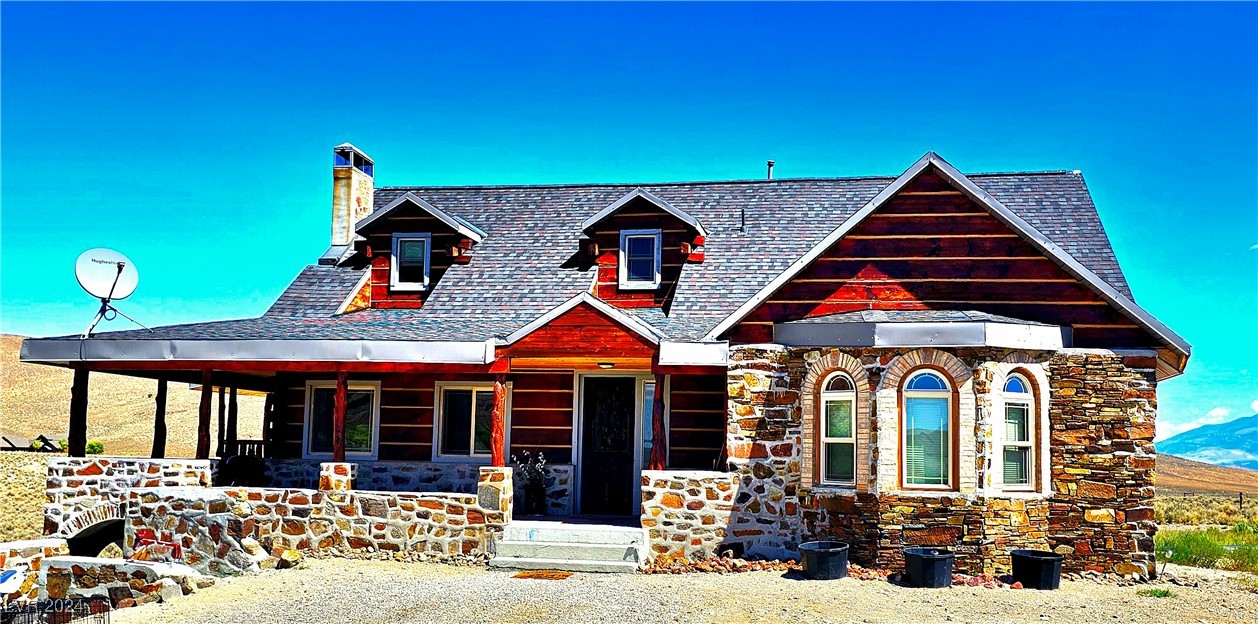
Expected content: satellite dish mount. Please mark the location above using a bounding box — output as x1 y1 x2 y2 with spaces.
75 248 151 339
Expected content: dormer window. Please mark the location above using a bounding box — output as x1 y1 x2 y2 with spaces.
391 233 431 291
619 229 662 290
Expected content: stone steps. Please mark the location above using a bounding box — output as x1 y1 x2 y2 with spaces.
488 556 639 574
490 520 646 573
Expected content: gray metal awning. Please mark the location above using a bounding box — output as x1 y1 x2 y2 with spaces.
773 310 1070 350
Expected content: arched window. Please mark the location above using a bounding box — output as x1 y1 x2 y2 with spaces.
902 370 953 488
1001 373 1035 489
819 372 856 485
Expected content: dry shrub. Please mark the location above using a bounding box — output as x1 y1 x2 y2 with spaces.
1155 494 1258 526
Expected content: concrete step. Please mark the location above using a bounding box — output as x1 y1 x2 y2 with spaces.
495 540 642 563
502 521 645 546
488 556 639 574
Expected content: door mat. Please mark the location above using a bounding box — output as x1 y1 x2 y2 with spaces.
512 570 574 580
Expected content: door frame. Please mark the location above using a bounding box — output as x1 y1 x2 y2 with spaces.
572 372 652 516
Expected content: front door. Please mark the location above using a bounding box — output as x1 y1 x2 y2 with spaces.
579 376 637 516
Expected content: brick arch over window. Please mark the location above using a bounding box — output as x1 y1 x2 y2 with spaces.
801 351 871 490
879 348 972 391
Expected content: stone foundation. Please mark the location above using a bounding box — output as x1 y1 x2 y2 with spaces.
641 470 735 560
124 467 513 576
44 457 212 538
262 458 572 515
39 556 212 607
1046 350 1158 577
0 538 70 605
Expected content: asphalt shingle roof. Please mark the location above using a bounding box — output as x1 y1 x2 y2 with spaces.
62 170 1135 343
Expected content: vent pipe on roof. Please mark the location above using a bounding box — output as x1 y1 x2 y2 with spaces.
766 160 775 180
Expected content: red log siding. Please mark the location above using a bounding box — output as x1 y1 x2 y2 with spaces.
502 303 658 359
361 208 467 309
726 171 1156 349
508 370 575 464
271 371 576 464
589 200 699 308
668 373 726 470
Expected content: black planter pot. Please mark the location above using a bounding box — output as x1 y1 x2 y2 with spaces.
1011 549 1064 590
798 541 850 580
904 547 954 588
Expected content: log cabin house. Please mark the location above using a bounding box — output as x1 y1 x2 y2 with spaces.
21 146 1188 576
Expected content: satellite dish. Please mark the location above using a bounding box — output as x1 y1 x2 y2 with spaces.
75 248 149 338
75 248 139 300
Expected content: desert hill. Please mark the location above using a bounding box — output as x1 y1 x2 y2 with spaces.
1154 453 1258 494
0 334 264 457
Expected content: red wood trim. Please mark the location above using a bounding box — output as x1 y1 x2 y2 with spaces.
491 374 507 467
489 358 512 373
896 365 960 492
649 374 667 470
1007 367 1044 493
332 371 347 462
196 370 212 459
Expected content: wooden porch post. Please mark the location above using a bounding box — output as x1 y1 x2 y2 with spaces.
196 371 213 459
226 387 239 456
68 368 89 457
151 379 168 459
648 374 668 470
491 374 507 467
262 384 276 456
332 371 347 462
215 386 226 457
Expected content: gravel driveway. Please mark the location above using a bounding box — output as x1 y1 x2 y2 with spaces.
111 559 1258 624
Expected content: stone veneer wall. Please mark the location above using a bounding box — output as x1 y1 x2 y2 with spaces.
723 345 802 559
646 344 1158 577
0 538 70 605
44 457 212 538
124 467 513 576
39 556 210 606
1046 350 1158 576
641 470 736 560
262 459 572 516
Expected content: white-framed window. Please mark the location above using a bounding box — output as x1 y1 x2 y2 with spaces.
302 380 381 460
390 232 432 291
618 229 662 289
901 370 954 489
1000 373 1035 489
433 381 509 461
819 372 857 486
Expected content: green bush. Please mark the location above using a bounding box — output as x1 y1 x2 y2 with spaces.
84 440 105 455
1156 524 1258 574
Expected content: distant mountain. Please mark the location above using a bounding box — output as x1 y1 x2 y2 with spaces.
1158 414 1258 471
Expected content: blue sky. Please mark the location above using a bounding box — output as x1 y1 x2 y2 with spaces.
2 3 1255 439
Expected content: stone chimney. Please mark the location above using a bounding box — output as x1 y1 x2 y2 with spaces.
331 143 374 247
